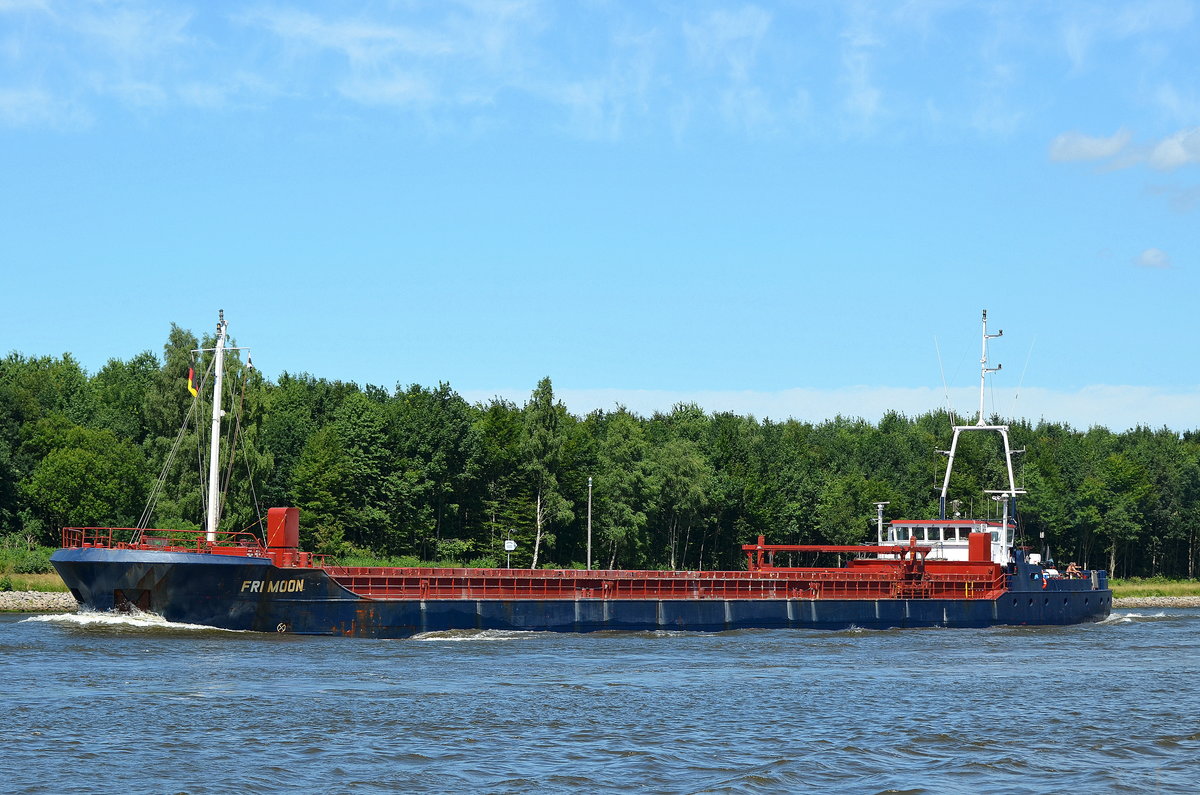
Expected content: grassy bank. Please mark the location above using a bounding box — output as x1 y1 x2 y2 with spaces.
0 540 64 592
1110 578 1200 598
2 572 68 592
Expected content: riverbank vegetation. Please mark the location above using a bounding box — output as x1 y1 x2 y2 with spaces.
1109 578 1200 598
0 571 67 592
4 324 1200 578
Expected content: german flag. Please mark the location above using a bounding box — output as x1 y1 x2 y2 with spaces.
187 368 198 397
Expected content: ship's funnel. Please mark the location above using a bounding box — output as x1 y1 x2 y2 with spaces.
968 532 991 563
267 507 299 550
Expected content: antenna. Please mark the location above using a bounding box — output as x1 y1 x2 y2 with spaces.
977 309 1002 426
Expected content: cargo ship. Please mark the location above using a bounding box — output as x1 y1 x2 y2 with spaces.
52 311 1112 637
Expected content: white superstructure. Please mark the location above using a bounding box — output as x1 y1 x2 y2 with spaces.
883 519 1014 564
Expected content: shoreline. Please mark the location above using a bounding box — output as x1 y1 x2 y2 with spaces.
2 590 1198 613
1111 596 1200 608
1 591 78 612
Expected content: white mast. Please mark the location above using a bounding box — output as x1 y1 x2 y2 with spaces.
938 311 1024 563
205 310 227 542
976 309 1002 425
874 501 889 545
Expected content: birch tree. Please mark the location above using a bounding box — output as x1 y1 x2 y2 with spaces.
521 377 573 568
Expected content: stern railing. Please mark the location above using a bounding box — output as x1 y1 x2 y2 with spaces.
61 526 271 558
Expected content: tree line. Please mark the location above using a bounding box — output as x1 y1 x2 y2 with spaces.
2 324 1198 578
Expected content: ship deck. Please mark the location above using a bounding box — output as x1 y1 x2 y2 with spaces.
322 563 1009 601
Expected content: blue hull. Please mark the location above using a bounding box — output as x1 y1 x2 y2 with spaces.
52 548 1113 638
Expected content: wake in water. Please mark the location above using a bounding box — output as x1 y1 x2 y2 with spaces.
1100 611 1170 624
411 629 544 642
22 609 247 633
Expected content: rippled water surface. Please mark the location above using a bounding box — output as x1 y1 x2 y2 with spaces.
2 609 1198 794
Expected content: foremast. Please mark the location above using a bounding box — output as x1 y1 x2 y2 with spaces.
205 311 228 542
938 311 1024 548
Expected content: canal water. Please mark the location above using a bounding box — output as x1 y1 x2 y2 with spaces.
1 609 1197 793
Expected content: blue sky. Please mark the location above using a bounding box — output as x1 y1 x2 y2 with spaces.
1 0 1198 429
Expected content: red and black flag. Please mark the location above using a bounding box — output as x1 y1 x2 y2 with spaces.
187 367 198 397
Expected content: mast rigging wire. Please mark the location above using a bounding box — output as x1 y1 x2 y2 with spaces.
136 353 215 538
133 326 266 541
934 336 956 422
218 359 250 528
1014 337 1036 403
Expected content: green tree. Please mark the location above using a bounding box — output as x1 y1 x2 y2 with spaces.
473 398 529 563
386 383 481 551
592 408 654 568
651 437 711 569
20 416 147 542
291 425 351 554
815 473 874 546
521 378 573 568
90 352 159 444
330 392 394 552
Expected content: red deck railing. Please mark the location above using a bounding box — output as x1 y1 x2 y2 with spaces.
325 565 1008 601
61 526 280 561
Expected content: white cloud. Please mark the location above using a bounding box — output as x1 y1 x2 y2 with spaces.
339 73 437 107
1062 21 1091 72
1059 0 1193 70
103 79 168 108
1148 127 1200 170
719 85 775 135
175 72 276 110
0 0 50 14
677 5 780 135
682 6 772 82
544 78 626 140
460 384 1200 432
1147 184 1200 212
1154 83 1200 122
839 4 882 124
241 8 456 63
970 96 1023 137
0 87 88 128
537 27 660 141
1053 128 1200 175
0 1 1190 145
1110 0 1195 37
68 5 192 60
1135 247 1171 268
1049 129 1131 162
